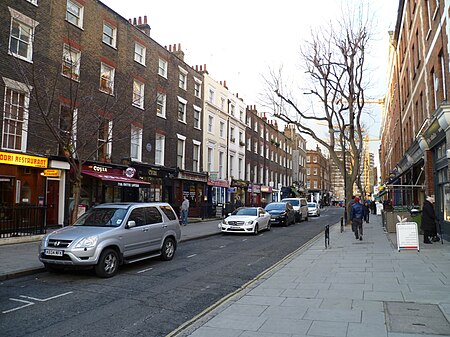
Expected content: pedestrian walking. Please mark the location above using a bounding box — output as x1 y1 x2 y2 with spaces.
350 197 364 240
180 196 190 226
422 195 439 244
370 200 376 214
363 201 370 223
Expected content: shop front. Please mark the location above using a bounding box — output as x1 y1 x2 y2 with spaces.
231 179 248 206
173 170 208 218
0 151 48 206
132 164 176 204
260 185 272 207
247 184 261 206
77 163 150 213
207 176 229 218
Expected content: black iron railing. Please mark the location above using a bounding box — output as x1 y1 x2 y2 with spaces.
0 205 46 238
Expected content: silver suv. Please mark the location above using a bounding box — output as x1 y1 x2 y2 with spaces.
280 198 309 222
39 202 181 278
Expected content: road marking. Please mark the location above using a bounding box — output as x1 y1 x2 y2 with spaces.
187 254 197 258
242 239 247 242
20 291 73 302
3 292 72 314
137 267 153 274
2 298 34 314
219 245 225 248
247 256 265 266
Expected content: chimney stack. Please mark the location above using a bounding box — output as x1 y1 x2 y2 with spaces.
132 16 151 37
171 43 185 60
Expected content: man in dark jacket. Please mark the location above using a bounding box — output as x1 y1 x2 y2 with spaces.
422 195 438 244
350 197 364 240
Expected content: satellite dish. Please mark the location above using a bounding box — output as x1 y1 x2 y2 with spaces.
146 143 152 152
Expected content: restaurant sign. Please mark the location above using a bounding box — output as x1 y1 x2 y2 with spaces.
0 151 48 168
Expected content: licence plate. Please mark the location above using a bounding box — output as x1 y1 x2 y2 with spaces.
45 249 63 257
231 226 241 229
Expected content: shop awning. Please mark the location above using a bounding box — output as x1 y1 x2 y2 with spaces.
82 170 150 187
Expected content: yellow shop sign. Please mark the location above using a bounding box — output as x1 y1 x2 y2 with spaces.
0 151 48 168
42 169 60 177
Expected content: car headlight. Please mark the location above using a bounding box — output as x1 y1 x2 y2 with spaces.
246 220 254 225
75 236 98 248
222 219 227 225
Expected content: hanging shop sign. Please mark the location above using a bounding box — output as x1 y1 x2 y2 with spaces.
42 169 60 177
0 151 48 168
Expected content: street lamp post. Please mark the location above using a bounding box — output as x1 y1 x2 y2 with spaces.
343 141 347 225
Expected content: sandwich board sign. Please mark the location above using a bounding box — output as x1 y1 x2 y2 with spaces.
396 221 419 252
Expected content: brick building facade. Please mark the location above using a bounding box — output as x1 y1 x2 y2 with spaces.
380 0 450 237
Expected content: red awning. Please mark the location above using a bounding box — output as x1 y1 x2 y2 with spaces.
82 170 150 187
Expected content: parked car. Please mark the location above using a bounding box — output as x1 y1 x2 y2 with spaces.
308 202 321 217
39 202 181 278
265 202 295 226
280 198 308 222
220 207 271 234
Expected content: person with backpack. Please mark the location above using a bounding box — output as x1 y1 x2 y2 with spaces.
350 197 364 241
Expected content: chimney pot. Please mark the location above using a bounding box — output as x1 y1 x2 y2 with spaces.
178 43 181 50
173 43 177 51
133 17 137 25
144 15 147 24
204 64 207 71
200 65 203 71
169 45 172 51
138 16 142 25
128 18 132 23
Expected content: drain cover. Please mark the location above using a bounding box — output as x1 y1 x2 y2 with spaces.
385 302 450 335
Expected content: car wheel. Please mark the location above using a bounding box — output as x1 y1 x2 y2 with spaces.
95 248 119 278
161 237 176 261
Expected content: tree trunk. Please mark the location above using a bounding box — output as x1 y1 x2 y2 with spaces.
70 178 81 225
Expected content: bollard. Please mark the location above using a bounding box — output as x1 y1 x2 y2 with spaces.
340 217 344 233
325 224 330 249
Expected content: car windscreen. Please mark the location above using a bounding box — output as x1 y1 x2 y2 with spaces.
285 200 299 206
265 203 285 211
234 208 257 216
308 203 316 207
74 208 128 227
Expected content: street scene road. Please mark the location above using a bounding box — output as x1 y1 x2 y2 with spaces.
0 208 340 337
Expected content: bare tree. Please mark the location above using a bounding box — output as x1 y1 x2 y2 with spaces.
263 6 372 222
6 25 145 224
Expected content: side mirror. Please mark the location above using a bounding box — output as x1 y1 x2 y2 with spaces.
126 220 136 229
228 213 232 216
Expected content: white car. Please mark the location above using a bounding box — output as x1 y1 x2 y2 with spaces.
219 207 271 234
308 202 321 217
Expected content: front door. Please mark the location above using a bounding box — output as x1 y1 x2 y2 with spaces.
47 180 59 226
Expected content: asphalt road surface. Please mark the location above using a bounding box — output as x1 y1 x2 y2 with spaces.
0 207 343 337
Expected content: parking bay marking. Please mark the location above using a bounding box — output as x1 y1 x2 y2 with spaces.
3 291 73 314
137 267 153 274
187 254 197 258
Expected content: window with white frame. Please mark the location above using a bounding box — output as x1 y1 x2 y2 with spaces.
313 156 317 163
176 134 186 169
313 168 318 175
134 42 146 65
239 110 244 122
246 116 251 127
178 67 187 90
208 88 215 104
193 105 201 129
260 128 264 138
313 181 317 189
265 146 269 159
230 127 235 142
98 119 112 161
265 168 269 185
238 158 243 179
230 104 235 116
219 151 224 179
246 163 250 181
158 58 167 78
220 97 226 111
8 8 38 62
62 44 81 80
99 63 115 94
156 92 166 118
219 121 225 138
177 96 187 122
207 147 213 172
254 122 258 132
130 125 142 161
132 80 144 108
66 0 84 28
247 138 251 151
208 115 214 133
192 140 200 172
102 22 117 47
254 141 258 154
2 78 31 151
155 133 165 166
260 143 264 156
260 166 264 184
239 131 243 145
229 154 234 177
253 165 257 182
194 78 201 98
